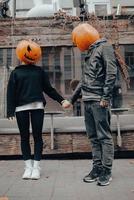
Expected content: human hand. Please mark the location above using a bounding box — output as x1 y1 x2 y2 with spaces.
61 100 71 109
100 100 109 107
8 117 15 121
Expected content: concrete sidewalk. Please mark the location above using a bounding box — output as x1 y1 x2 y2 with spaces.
0 159 134 200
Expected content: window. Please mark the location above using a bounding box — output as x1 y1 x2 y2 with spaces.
15 0 33 17
64 57 71 79
95 4 107 16
7 49 12 67
64 48 72 80
42 48 49 71
54 49 60 72
53 48 61 91
42 47 61 91
64 48 72 94
62 8 73 15
0 49 3 66
125 45 134 90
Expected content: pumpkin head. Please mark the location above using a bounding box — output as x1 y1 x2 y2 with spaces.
16 40 42 64
72 23 100 51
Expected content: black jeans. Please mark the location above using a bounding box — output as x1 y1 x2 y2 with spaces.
84 101 114 170
16 109 44 161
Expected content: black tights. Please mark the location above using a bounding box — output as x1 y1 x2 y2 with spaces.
16 109 44 161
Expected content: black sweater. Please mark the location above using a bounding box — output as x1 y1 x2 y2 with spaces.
7 65 64 117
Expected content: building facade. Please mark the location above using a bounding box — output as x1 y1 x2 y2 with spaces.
0 15 134 117
111 0 134 15
86 0 112 16
0 0 134 117
9 0 77 17
8 0 112 17
8 0 134 17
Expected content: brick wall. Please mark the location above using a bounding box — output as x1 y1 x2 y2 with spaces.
0 131 134 156
0 17 133 48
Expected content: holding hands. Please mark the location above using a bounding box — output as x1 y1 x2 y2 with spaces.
61 100 72 109
8 100 72 121
8 99 72 121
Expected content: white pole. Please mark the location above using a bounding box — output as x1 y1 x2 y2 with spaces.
11 0 16 18
116 4 121 16
7 0 16 18
11 0 16 67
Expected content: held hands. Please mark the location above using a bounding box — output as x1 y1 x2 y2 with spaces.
61 100 72 109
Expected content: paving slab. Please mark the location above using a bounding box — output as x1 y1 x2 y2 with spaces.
0 159 134 200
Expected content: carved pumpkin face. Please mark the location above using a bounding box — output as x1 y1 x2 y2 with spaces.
16 40 42 64
72 23 100 51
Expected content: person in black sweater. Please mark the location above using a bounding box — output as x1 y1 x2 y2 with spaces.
7 40 70 180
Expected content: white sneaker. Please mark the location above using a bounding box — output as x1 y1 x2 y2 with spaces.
31 167 41 180
22 167 32 179
31 160 41 180
22 160 33 179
